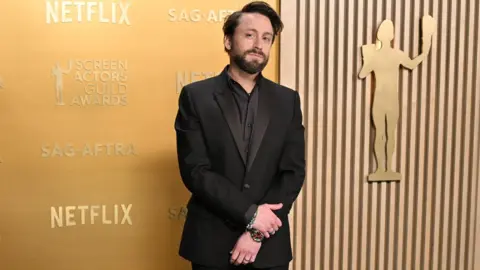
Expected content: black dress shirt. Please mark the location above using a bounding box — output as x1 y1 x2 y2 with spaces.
225 69 262 225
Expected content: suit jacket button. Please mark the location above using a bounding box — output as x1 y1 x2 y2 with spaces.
244 184 250 189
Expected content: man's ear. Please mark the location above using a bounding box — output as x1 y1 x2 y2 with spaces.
224 36 232 51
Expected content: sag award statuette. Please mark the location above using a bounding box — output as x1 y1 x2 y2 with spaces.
358 15 436 182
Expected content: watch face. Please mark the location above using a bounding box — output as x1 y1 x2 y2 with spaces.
250 230 264 242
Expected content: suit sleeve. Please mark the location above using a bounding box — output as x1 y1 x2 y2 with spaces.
260 90 306 219
174 86 255 226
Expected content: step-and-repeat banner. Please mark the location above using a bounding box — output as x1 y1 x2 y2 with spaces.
0 1 278 269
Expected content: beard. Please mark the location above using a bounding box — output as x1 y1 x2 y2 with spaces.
231 49 269 74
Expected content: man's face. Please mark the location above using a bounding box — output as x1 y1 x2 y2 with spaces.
226 13 274 74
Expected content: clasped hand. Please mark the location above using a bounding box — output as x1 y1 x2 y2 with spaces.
252 203 283 238
230 231 261 265
229 203 283 265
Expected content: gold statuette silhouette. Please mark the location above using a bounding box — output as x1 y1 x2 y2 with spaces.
359 15 435 182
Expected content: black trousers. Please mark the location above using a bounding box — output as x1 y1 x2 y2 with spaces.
192 263 289 270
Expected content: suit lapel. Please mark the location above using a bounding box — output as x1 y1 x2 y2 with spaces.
246 85 271 172
211 69 273 171
213 83 247 165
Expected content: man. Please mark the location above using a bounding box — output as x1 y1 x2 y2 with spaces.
174 2 305 269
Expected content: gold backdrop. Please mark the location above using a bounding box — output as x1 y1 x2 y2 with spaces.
0 1 279 269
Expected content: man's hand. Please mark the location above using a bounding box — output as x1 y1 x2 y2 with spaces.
252 203 283 238
230 232 261 265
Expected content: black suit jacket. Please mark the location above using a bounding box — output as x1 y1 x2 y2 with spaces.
174 68 305 268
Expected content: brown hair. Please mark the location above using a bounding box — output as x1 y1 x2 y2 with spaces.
222 1 284 51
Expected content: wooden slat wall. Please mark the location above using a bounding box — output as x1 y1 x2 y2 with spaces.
279 0 480 269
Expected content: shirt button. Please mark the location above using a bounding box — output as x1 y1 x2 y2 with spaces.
247 123 252 127
244 184 250 189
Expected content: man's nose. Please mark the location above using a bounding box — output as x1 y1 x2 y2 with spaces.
254 37 263 49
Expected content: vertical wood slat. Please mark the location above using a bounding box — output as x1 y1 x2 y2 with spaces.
351 0 363 267
304 0 317 269
423 0 436 268
461 1 475 268
414 0 428 269
325 0 334 268
467 1 480 270
313 0 326 269
454 1 467 270
472 1 480 270
278 1 297 269
293 0 306 269
398 0 410 268
431 1 446 269
333 0 344 269
342 0 353 268
279 0 480 269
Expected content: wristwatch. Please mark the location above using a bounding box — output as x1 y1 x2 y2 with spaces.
248 228 264 242
246 208 257 230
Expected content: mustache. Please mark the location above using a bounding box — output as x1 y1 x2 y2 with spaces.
245 50 265 58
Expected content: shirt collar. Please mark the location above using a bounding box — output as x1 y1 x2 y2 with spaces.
222 65 264 87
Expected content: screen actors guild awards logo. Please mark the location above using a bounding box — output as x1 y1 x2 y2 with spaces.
52 61 72 105
51 59 128 107
358 15 436 182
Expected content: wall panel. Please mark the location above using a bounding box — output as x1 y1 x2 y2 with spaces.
280 0 480 269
